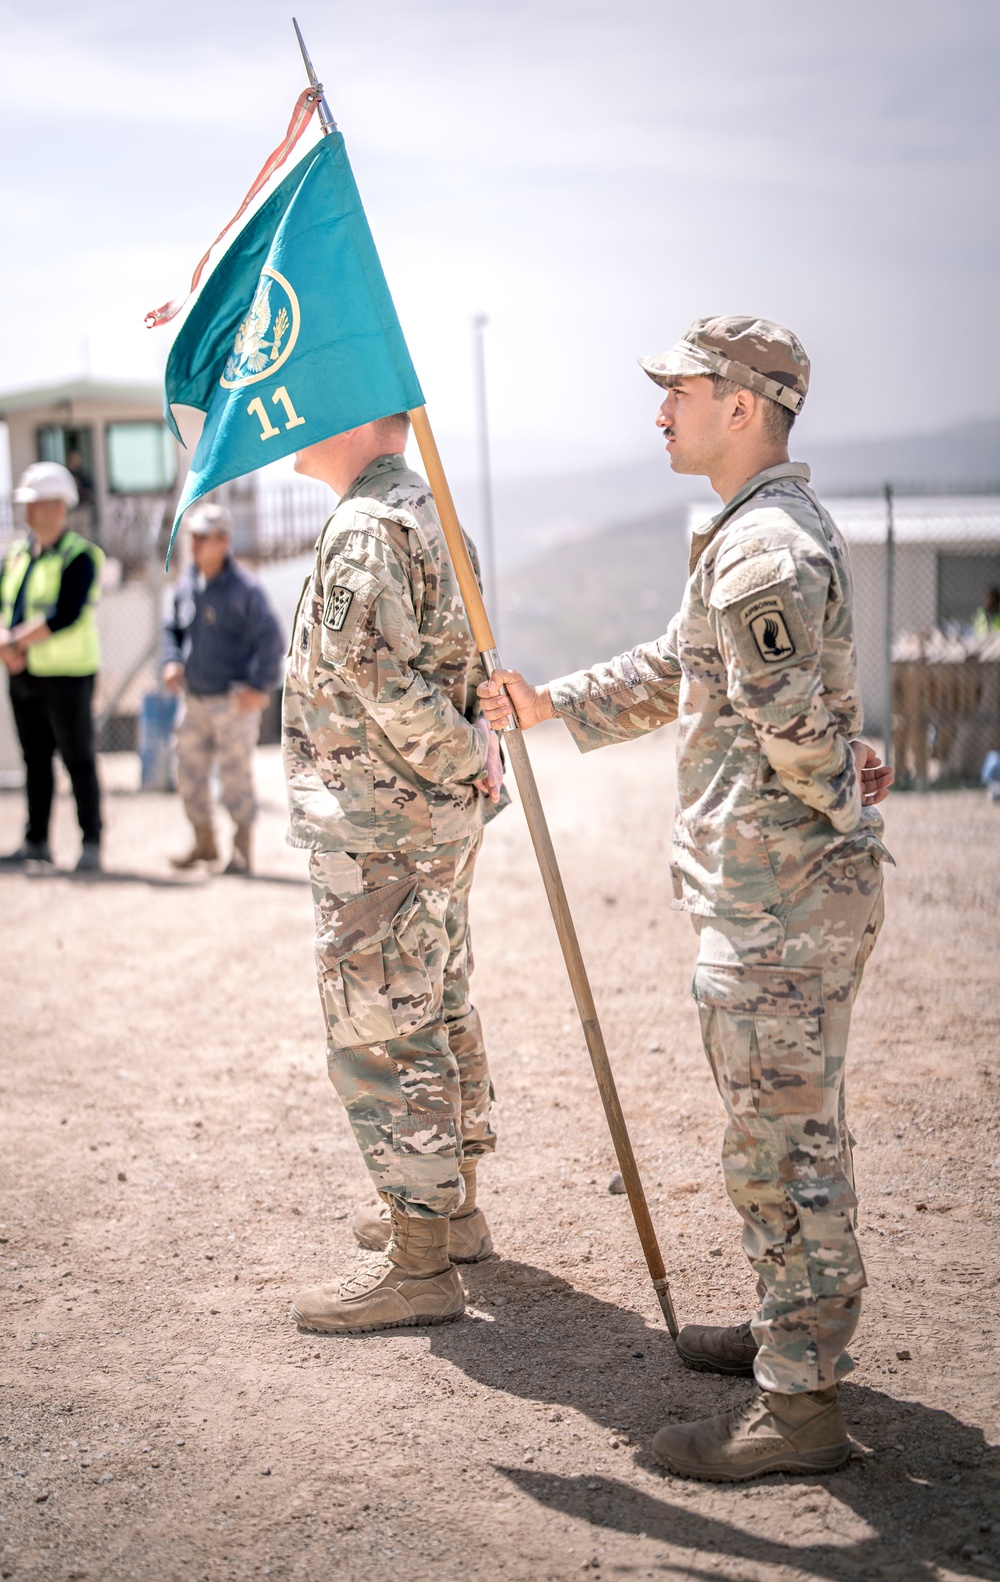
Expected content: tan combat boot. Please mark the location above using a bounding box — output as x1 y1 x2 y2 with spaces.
352 1160 493 1263
223 825 252 875
652 1387 851 1482
291 1199 465 1334
675 1319 759 1376
170 824 218 869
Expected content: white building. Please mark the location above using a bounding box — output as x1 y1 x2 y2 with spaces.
689 494 1000 744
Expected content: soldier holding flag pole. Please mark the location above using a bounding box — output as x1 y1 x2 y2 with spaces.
479 316 896 1479
150 24 676 1356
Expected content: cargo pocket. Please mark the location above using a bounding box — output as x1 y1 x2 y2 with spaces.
693 962 826 1118
314 874 424 1049
392 1111 459 1156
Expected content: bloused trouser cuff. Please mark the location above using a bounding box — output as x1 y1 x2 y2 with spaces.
310 834 496 1219
175 692 261 829
693 851 885 1393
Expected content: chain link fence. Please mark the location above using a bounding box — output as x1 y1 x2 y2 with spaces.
833 486 1000 788
3 476 998 792
0 480 329 781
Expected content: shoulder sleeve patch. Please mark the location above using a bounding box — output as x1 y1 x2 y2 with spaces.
741 595 800 666
324 585 354 632
709 555 816 677
319 562 385 667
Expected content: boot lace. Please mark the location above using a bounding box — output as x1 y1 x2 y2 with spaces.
339 1256 393 1297
728 1391 766 1433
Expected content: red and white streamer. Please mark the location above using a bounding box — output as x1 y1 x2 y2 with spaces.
145 87 324 329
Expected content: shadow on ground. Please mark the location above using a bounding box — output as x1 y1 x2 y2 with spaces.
420 1260 1000 1581
14 867 307 888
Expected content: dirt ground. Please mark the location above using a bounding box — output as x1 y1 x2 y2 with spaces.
1 725 999 1582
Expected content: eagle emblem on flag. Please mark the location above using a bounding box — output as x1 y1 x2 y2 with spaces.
221 266 300 389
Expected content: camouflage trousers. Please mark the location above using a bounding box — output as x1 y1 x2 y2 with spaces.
309 833 496 1219
692 851 885 1394
175 692 261 830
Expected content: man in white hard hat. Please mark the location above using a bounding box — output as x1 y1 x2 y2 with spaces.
162 503 284 874
0 462 106 871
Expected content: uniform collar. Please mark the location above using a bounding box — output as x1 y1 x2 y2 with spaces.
194 552 234 591
339 453 407 504
688 461 811 573
205 553 234 584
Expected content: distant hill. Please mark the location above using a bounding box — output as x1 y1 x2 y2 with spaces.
451 453 708 574
499 506 690 682
453 415 1000 579
493 416 1000 681
807 417 1000 496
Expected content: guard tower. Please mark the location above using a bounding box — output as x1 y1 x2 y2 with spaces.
0 378 181 569
0 379 189 774
0 377 327 776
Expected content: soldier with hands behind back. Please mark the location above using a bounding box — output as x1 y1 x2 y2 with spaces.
282 413 505 1335
479 317 894 1481
163 503 284 875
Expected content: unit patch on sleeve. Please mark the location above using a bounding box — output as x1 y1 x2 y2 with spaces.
324 585 354 632
742 595 796 663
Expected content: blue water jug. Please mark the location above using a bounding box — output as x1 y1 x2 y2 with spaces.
139 692 179 792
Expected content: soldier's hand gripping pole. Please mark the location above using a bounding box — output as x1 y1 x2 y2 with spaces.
408 404 679 1337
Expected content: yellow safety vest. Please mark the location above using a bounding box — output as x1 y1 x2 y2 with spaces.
973 608 1000 639
0 532 104 677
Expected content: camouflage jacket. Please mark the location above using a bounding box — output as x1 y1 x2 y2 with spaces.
283 454 505 853
549 462 889 915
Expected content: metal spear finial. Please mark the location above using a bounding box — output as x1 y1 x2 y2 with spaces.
292 17 337 134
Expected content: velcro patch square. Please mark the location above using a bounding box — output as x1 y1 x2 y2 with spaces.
716 580 815 677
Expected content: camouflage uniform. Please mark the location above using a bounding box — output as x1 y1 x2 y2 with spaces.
175 692 261 830
283 454 505 1217
550 461 891 1392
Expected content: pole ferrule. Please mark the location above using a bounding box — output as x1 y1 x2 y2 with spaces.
653 1278 680 1340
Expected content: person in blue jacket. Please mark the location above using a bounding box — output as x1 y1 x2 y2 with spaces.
163 504 284 874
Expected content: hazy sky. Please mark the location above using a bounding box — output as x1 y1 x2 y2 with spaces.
1 0 998 478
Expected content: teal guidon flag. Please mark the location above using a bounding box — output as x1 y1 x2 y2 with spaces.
162 133 423 560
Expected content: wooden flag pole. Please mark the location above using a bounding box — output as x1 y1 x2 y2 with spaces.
293 20 678 1335
408 406 679 1338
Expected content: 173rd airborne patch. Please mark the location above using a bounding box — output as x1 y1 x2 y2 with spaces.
742 595 797 663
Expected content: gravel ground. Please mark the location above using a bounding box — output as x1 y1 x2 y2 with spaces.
1 726 998 1582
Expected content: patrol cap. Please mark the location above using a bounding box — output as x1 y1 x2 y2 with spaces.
639 316 809 414
185 503 233 536
13 461 79 507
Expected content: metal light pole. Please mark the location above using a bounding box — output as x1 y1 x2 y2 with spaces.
471 312 499 635
884 482 895 771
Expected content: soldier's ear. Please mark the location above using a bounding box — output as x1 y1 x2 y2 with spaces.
729 387 756 433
